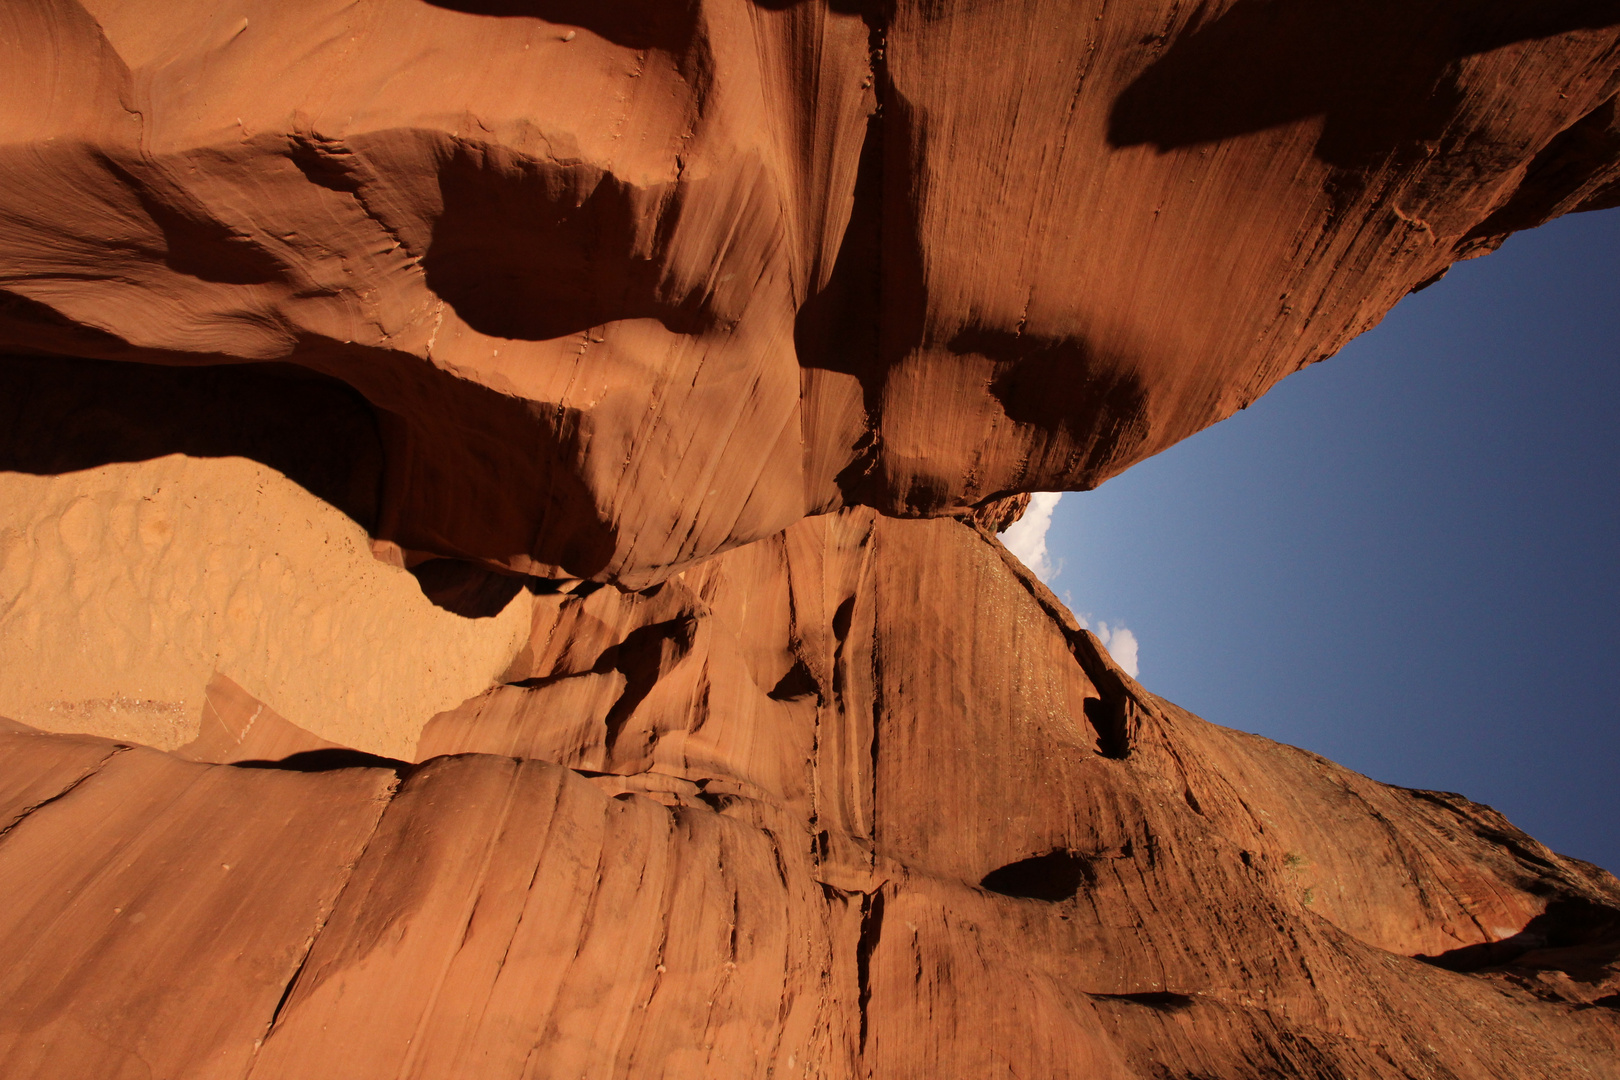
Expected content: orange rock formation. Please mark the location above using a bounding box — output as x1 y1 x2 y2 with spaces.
2 1 1618 1077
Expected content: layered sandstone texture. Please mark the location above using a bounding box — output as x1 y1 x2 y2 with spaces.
3 0 1620 1078
4 516 1620 1079
6 0 1620 583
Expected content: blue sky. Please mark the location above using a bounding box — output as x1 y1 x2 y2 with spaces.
1015 207 1620 874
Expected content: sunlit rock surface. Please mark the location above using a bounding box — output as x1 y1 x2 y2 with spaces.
2 1 1618 1076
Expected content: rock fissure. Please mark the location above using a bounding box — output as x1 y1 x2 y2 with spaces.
249 770 404 1065
0 743 131 846
853 887 885 1057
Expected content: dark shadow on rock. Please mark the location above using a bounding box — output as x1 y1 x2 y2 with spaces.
419 0 699 52
99 158 288 287
768 657 823 703
981 849 1089 901
793 22 1152 507
1092 991 1195 1013
408 559 527 618
592 616 699 754
1465 93 1620 242
422 145 712 341
792 44 928 505
948 327 1150 481
407 559 604 617
1109 0 1620 170
1419 898 1620 972
0 353 385 530
524 577 605 597
0 338 620 590
306 339 617 582
1082 695 1133 760
231 748 412 773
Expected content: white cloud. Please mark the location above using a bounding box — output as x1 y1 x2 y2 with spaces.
998 492 1063 581
1092 621 1140 679
998 493 1140 678
1072 612 1142 680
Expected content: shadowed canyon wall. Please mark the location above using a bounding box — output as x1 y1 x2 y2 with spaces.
2 1 1619 1076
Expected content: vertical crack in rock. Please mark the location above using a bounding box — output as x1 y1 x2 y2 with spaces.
394 762 527 1080
1081 693 1135 760
975 519 1144 758
853 888 885 1057
253 770 405 1059
0 743 131 846
262 938 318 1045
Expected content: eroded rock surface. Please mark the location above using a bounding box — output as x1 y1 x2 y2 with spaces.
2 1 1619 1077
3 515 1619 1078
6 0 1620 583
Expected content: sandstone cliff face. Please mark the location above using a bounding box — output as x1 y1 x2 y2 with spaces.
6 0 1620 584
4 515 1619 1078
3 1 1619 1077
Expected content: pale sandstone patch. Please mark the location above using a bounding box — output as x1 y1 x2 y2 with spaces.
0 455 531 758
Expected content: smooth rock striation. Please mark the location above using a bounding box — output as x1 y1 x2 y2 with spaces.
3 515 1619 1077
5 0 1620 584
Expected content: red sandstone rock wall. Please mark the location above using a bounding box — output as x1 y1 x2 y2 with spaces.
3 515 1618 1077
2 2 1619 1077
5 0 1619 584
